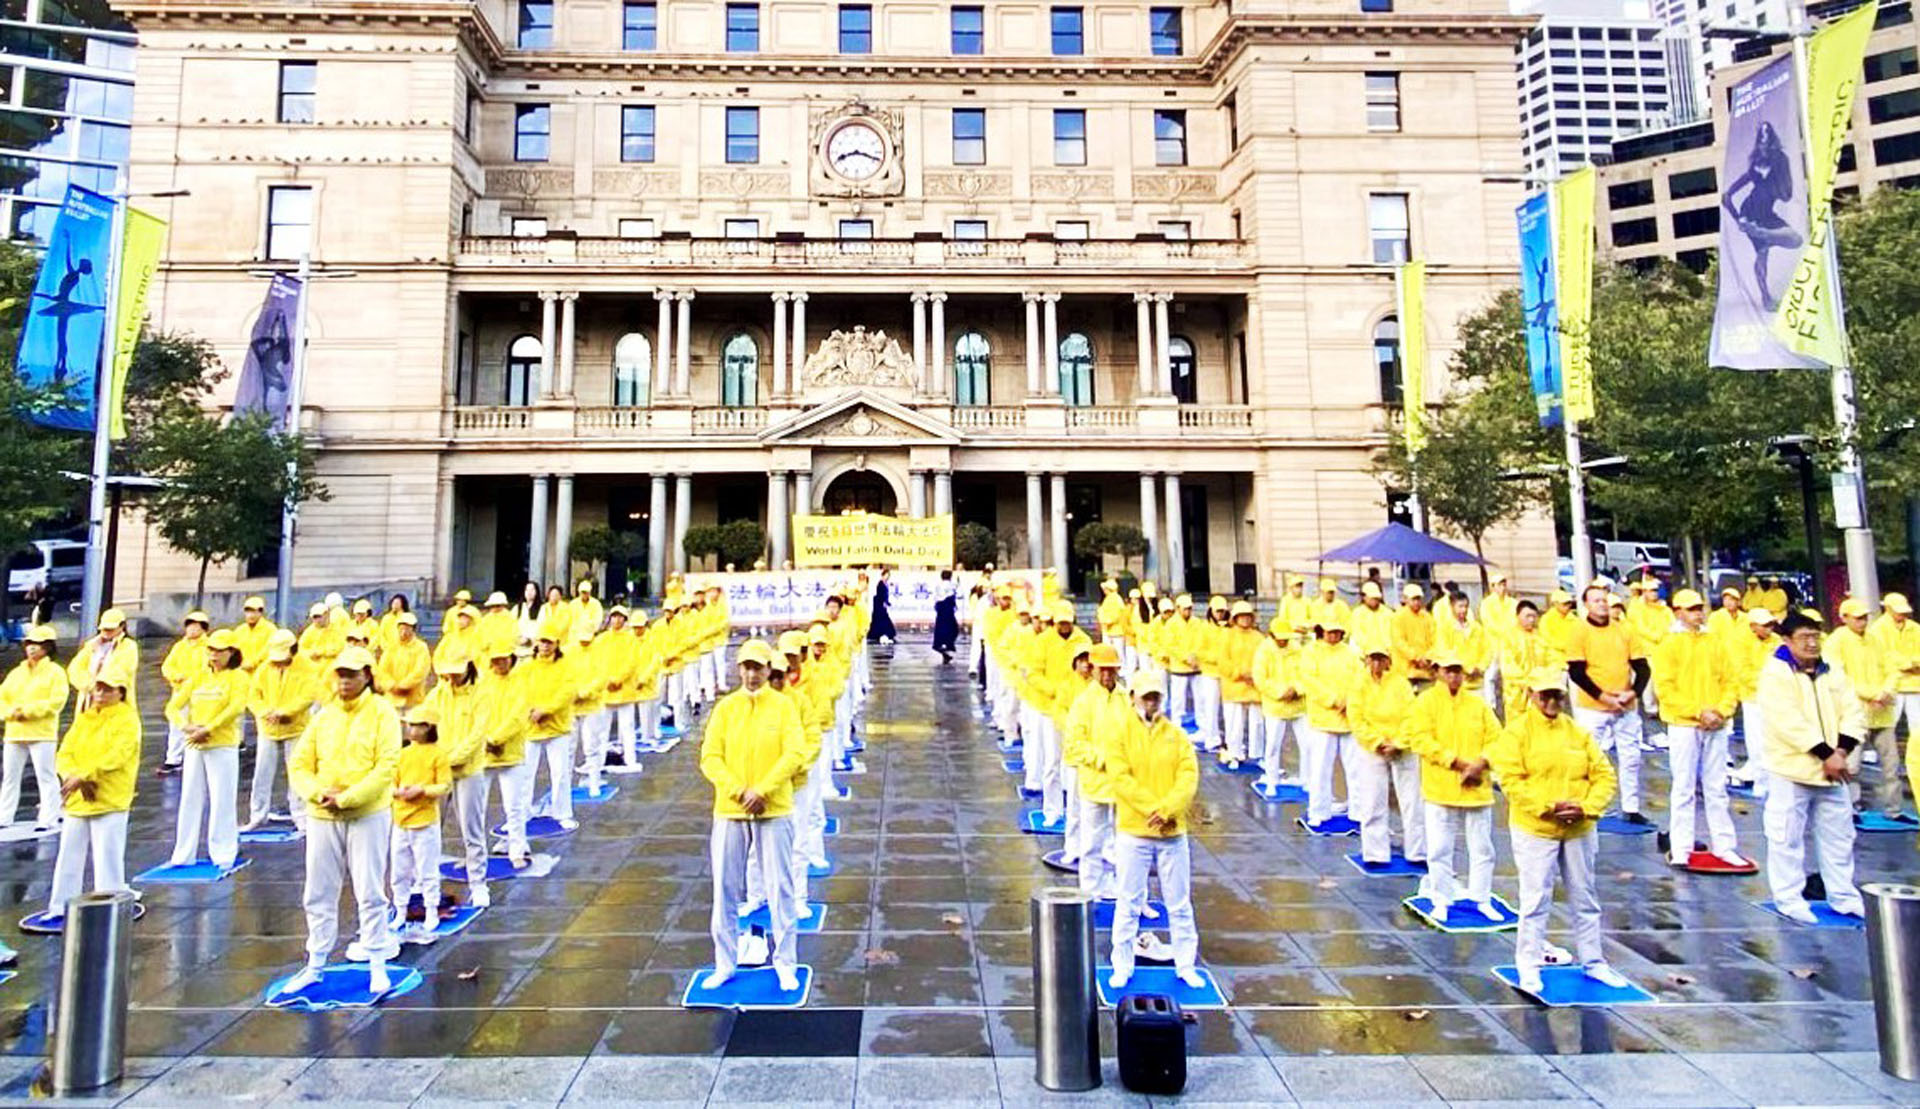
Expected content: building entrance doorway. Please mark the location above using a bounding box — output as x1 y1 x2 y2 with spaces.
822 471 898 516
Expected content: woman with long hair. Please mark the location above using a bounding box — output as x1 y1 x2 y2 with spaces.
1721 120 1803 312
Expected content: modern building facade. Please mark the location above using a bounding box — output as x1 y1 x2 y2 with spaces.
0 0 136 242
106 0 1557 605
1514 0 1676 181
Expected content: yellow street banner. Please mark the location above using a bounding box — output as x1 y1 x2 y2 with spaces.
108 206 167 440
1397 260 1428 452
1553 166 1596 422
793 512 954 567
1775 0 1876 366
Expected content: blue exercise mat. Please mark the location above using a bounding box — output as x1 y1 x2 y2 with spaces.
807 858 835 879
1180 715 1197 732
846 740 866 754
1345 852 1428 878
239 825 301 845
1297 815 1359 837
1002 758 1025 774
682 965 811 1010
0 970 16 988
492 815 575 839
1755 900 1865 929
1404 894 1519 933
1022 810 1066 836
1727 781 1757 799
1492 964 1654 1007
1212 758 1262 776
1015 784 1042 801
134 857 252 884
823 816 840 836
1857 811 1920 833
1093 898 1169 931
397 904 484 944
572 783 619 804
1041 849 1076 873
264 963 423 1011
998 737 1023 753
1596 815 1658 836
739 902 827 934
18 911 63 935
659 721 682 738
439 854 554 883
832 757 867 776
832 784 853 801
1096 966 1226 1010
1252 781 1308 804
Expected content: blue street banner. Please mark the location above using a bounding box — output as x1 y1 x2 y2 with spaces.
1516 191 1561 427
16 184 115 431
233 274 303 432
1710 55 1823 370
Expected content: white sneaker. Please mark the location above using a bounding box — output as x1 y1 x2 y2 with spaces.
701 968 735 991
737 899 766 919
1542 942 1573 966
1476 901 1504 922
1516 967 1545 995
1107 968 1133 991
1713 850 1750 868
737 931 770 967
774 965 800 992
367 961 392 995
558 818 580 831
1134 933 1174 962
1174 968 1205 990
469 885 490 909
1583 963 1631 990
1139 902 1163 921
281 963 324 995
1829 900 1866 919
1778 902 1820 925
345 937 402 963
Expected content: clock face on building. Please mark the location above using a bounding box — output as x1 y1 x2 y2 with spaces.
826 121 886 181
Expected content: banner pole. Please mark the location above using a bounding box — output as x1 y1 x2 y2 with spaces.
1543 180 1594 588
1393 264 1427 533
272 251 313 626
78 179 129 634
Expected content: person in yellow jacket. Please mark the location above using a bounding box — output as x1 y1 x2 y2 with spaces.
805 623 850 857
572 579 606 647
390 704 453 941
1756 576 1789 620
166 629 249 872
1438 592 1495 702
1218 601 1264 770
1104 670 1204 991
230 596 279 676
1067 643 1129 900
522 617 579 830
699 640 806 992
2 624 68 830
569 621 613 796
1480 573 1518 640
774 631 833 919
297 602 344 672
375 595 412 659
1277 575 1313 637
425 649 486 908
1759 610 1868 923
1407 657 1503 918
1163 594 1202 731
1348 645 1424 867
1488 673 1626 996
1252 620 1305 792
1096 579 1130 664
344 599 380 654
478 592 516 650
1870 592 1920 741
1036 603 1091 848
434 604 479 675
246 629 315 832
375 612 431 711
68 607 139 716
1298 619 1361 830
1564 583 1651 825
445 588 475 630
627 611 666 757
1653 589 1746 868
1706 586 1746 645
477 639 532 880
1828 598 1905 822
1390 584 1439 687
1348 581 1393 661
1538 590 1579 659
1310 578 1351 635
1728 607 1782 789
279 645 403 998
1190 596 1232 752
1499 600 1557 716
44 658 140 925
592 607 642 778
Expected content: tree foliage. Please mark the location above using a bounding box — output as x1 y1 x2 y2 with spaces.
717 519 766 569
568 524 641 590
1374 394 1547 589
954 522 997 569
1836 187 1920 553
681 523 722 568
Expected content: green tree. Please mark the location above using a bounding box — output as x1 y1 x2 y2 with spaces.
717 519 767 569
568 524 642 593
681 523 723 569
1071 521 1149 579
0 242 84 627
1835 188 1920 573
954 522 997 569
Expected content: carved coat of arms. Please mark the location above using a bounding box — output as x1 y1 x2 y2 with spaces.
802 326 914 388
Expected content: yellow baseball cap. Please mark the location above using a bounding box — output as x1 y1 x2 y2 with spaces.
184 610 211 626
1672 589 1705 609
207 629 237 651
1839 597 1871 619
1230 600 1255 617
242 596 267 611
1319 578 1337 592
1530 672 1568 694
308 602 328 618
1130 671 1166 698
1089 643 1121 668
1052 601 1076 624
407 705 440 727
352 599 374 615
1747 608 1778 626
267 630 297 661
484 591 510 608
1402 584 1424 600
23 624 55 644
1175 594 1194 609
737 640 775 667
808 626 830 645
97 608 126 631
1361 582 1383 598
1268 617 1290 638
333 646 377 672
1887 593 1913 615
778 630 808 656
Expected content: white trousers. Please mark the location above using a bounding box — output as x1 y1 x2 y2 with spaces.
637 698 662 748
1111 832 1198 977
666 672 691 732
1020 704 1043 791
1165 673 1197 729
1345 738 1426 863
1574 706 1644 814
487 760 533 860
993 673 1020 739
1035 717 1065 823
1763 774 1862 914
1301 726 1346 826
452 773 490 888
1420 804 1494 907
1222 701 1257 762
302 810 393 962
578 709 611 791
165 723 186 767
390 821 441 904
1667 724 1737 862
697 650 720 703
529 734 574 822
46 810 128 918
1194 676 1222 749
1077 797 1115 899
610 703 636 761
1512 826 1602 976
790 771 826 903
0 741 58 826
171 745 239 869
1734 699 1766 784
248 735 306 828
1061 765 1082 863
1259 716 1303 788
711 816 796 975
1896 692 1920 736
1848 726 1903 816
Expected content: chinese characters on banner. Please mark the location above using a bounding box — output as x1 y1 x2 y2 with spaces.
791 512 955 568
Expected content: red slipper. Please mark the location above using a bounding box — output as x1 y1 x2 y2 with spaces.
1682 849 1757 875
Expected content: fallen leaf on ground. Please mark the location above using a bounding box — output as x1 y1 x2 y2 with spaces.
1316 876 1339 891
941 913 965 929
1789 967 1818 980
457 967 480 981
1403 1009 1430 1021
1614 871 1635 882
1667 973 1694 986
864 948 899 966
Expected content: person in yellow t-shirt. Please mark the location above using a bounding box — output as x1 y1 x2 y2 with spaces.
1 624 68 830
1104 670 1204 992
45 661 140 924
391 704 452 941
1407 656 1503 917
1563 584 1650 825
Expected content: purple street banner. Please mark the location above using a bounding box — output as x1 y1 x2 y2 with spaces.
233 273 303 431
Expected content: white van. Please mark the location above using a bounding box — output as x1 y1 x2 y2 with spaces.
7 539 85 602
1592 540 1670 583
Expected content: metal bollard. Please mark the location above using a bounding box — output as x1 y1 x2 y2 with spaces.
1864 883 1920 1081
1031 887 1099 1092
51 890 135 1094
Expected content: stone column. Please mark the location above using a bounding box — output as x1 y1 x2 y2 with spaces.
772 292 789 398
1154 293 1174 396
1049 473 1069 585
654 290 673 398
647 474 668 597
930 292 949 399
1042 292 1061 397
769 471 791 564
795 467 813 518
528 475 550 588
1023 292 1041 396
932 470 952 516
908 470 928 518
1163 472 1185 595
1134 292 1154 397
551 474 574 585
538 292 558 398
673 291 694 396
434 472 456 599
672 473 692 573
1025 472 1044 570
912 291 928 389
1139 472 1160 584
791 292 808 391
558 292 578 398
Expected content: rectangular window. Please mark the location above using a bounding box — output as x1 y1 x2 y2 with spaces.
726 4 759 52
1869 88 1920 125
1368 192 1409 263
1225 94 1238 149
1610 216 1656 247
617 217 657 238
952 108 985 165
1157 219 1191 240
1054 219 1089 240
510 217 548 237
951 5 984 54
1666 167 1716 200
1365 72 1400 132
517 0 553 48
725 106 759 163
265 185 313 260
277 61 315 124
464 87 480 144
1050 7 1083 55
839 5 872 53
839 218 874 252
953 218 988 255
1053 109 1086 165
1670 206 1719 239
725 217 759 253
1865 46 1918 83
1607 179 1654 209
620 105 655 163
514 103 550 162
623 1 657 50
1153 109 1186 166
1360 0 1392 10
1149 7 1181 55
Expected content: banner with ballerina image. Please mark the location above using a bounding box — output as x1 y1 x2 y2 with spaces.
16 184 115 431
1710 55 1823 370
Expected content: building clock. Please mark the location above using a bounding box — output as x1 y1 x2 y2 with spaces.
825 120 887 182
809 101 905 197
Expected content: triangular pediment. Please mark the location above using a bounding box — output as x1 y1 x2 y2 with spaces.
757 390 963 445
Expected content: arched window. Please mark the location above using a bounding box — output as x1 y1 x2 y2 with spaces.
505 334 541 406
954 330 990 407
721 332 759 407
1058 332 1094 407
1373 316 1403 405
613 332 651 407
1169 335 1196 404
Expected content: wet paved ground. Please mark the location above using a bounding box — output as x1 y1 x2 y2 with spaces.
0 640 1917 1105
